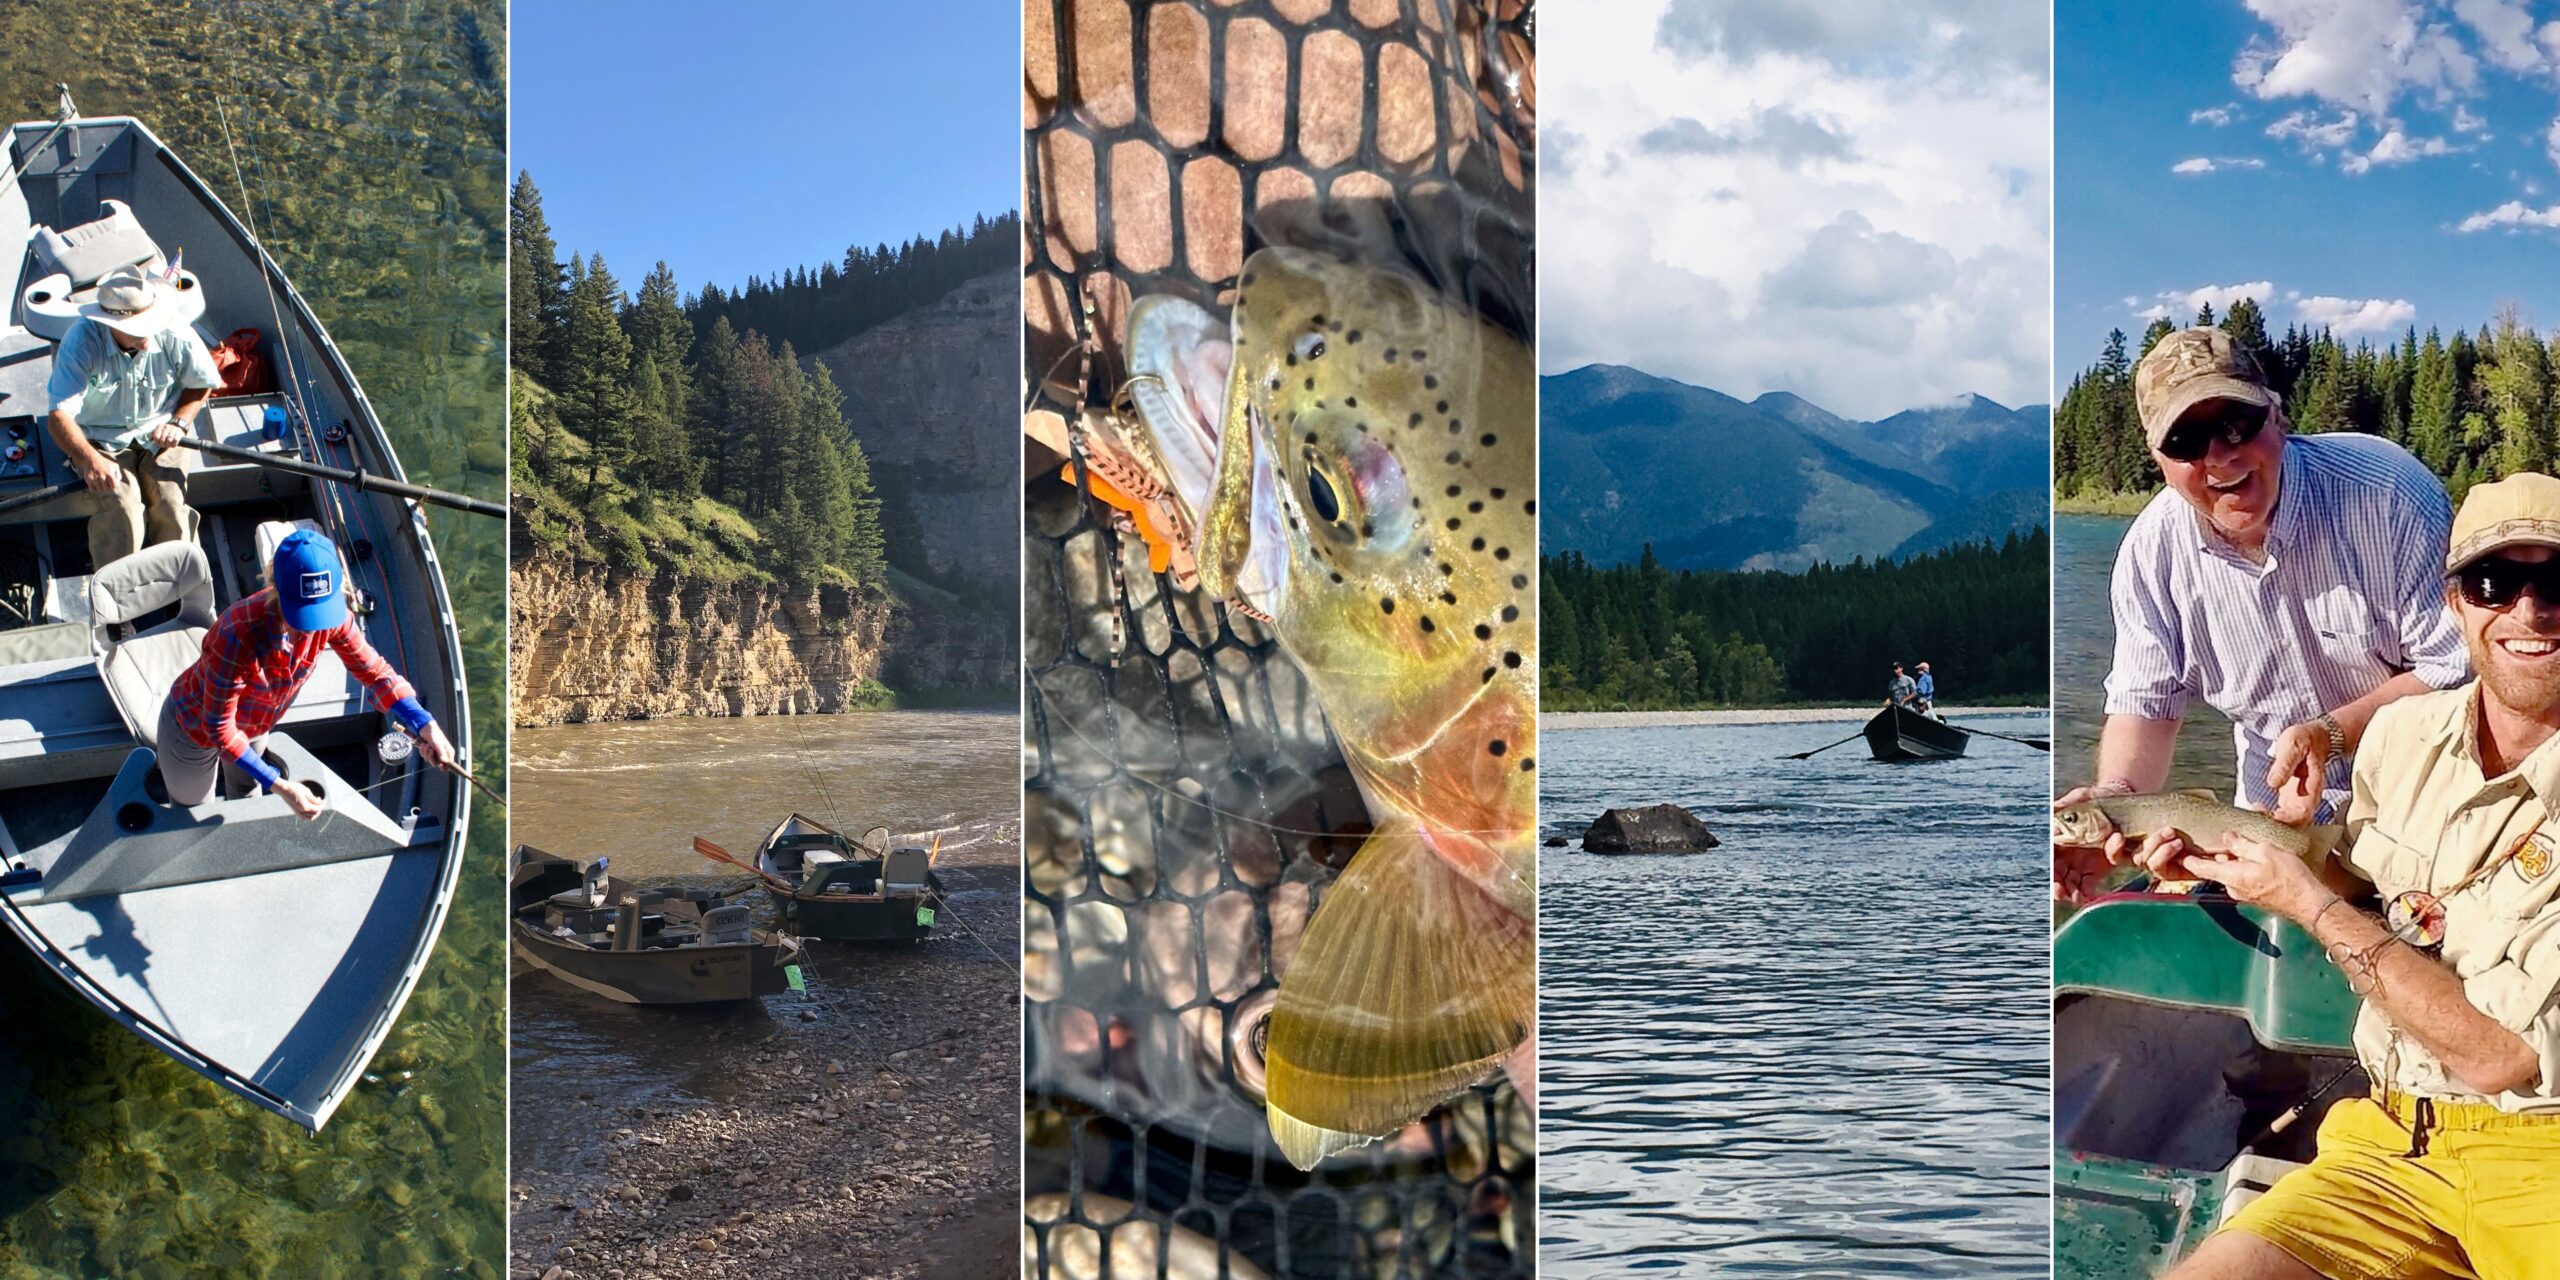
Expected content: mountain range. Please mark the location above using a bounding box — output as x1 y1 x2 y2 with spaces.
1541 364 2050 572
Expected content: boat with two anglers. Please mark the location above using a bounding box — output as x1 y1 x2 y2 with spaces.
0 97 496 1131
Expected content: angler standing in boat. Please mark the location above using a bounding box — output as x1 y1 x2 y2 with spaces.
2143 474 2560 1279
42 265 221 570
1914 661 1936 714
1888 663 1919 708
161 529 454 815
2054 328 2466 898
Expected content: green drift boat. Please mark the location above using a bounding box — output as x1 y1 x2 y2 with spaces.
2054 892 2362 1277
756 812 944 943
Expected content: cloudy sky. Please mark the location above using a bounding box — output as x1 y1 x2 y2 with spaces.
2060 0 2560 370
512 1 1014 297
1541 0 2053 419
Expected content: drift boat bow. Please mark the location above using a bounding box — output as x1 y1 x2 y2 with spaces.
0 103 472 1131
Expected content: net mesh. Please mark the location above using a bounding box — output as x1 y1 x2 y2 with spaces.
1023 1 1533 1276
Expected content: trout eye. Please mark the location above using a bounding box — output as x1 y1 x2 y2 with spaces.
1293 332 1326 363
1305 466 1342 524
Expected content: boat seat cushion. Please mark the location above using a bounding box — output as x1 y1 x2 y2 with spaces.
89 542 219 745
32 200 166 288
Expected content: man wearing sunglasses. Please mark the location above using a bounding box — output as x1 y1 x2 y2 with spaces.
2054 327 2466 901
2143 473 2560 1279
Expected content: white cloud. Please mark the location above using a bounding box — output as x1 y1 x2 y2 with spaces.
2456 199 2560 229
2340 126 2460 172
2233 0 2479 116
2549 115 2560 170
2134 281 2279 323
2268 108 2362 149
2192 104 2240 126
1542 0 2049 418
2293 294 2420 333
2452 0 2551 74
2452 103 2490 133
2173 156 2269 173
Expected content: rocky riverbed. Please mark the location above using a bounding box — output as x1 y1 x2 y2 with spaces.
508 860 1018 1280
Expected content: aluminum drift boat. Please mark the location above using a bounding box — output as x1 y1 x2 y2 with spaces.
512 846 802 1004
0 105 471 1131
1862 702 1970 761
756 812 943 943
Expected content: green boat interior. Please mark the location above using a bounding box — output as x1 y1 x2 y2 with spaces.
2054 895 2364 1277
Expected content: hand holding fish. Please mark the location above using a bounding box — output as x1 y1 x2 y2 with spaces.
2175 833 2330 922
2051 781 2134 904
2263 720 2335 824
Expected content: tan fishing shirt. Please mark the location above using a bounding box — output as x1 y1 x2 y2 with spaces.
2341 684 2560 1113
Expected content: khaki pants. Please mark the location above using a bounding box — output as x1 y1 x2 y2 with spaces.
65 439 195 572
154 696 263 807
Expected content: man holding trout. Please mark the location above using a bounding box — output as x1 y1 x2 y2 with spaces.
2132 474 2560 1278
2054 327 2467 900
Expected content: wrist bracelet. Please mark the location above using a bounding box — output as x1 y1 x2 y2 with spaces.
2316 712 2347 763
2309 893 2351 934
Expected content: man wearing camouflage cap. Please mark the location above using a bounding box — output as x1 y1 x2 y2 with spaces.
2154 472 2560 1278
2054 326 2467 900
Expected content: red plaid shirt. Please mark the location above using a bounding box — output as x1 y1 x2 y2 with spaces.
168 588 415 764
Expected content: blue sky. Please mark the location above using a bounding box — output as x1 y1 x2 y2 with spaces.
511 1 1016 300
2059 0 2560 375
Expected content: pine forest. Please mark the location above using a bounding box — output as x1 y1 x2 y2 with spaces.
2055 299 2557 502
1541 530 2050 710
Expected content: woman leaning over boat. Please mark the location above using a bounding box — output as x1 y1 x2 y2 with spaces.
160 529 456 815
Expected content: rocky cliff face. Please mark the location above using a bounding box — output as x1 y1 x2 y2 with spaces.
509 555 875 726
808 271 1016 593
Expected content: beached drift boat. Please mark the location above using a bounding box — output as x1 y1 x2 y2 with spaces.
512 845 802 1004
0 103 472 1132
2052 893 2360 1276
757 812 942 943
1862 702 1970 761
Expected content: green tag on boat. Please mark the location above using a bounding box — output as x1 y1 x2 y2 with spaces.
785 965 805 992
917 906 936 927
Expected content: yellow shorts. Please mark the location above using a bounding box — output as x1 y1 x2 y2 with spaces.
2224 1094 2560 1279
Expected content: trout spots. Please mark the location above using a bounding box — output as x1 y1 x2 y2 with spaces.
1489 739 1507 756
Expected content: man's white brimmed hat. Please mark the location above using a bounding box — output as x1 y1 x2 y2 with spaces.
77 265 175 337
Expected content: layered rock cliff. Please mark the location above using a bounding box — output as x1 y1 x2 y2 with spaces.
810 271 1016 594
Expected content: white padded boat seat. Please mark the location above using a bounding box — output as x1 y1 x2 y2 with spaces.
32 199 166 288
21 268 208 343
88 541 215 746
701 902 753 948
802 849 847 869
883 847 931 892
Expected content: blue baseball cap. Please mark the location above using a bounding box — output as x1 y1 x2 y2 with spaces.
273 530 348 632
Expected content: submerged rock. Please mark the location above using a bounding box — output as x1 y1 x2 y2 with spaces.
1582 805 1718 854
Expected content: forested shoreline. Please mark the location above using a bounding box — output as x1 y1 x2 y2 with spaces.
1541 530 2049 710
2056 299 2556 500
507 172 1012 593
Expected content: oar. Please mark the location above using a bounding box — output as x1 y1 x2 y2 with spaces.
1954 722 2052 752
1781 727 1869 760
0 479 85 519
691 836 797 894
170 436 505 519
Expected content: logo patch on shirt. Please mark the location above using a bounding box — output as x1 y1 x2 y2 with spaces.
2519 831 2554 881
298 570 332 601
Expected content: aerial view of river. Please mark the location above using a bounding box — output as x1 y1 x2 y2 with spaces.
1539 713 2051 1277
0 6 506 1274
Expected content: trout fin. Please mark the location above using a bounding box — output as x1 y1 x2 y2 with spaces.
1264 824 1533 1171
2176 787 2219 801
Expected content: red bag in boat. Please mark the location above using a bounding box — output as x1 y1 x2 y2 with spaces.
210 327 274 396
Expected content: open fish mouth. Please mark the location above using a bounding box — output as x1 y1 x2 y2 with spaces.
1126 295 1290 620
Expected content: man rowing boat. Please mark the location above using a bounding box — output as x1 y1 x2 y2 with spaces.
159 529 454 816
2143 473 2560 1278
2055 327 2467 900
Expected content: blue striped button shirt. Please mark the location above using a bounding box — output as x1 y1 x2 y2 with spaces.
2104 432 2470 816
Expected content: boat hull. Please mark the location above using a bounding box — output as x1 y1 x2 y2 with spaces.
511 926 796 1004
1863 704 1969 761
780 890 937 942
0 114 471 1132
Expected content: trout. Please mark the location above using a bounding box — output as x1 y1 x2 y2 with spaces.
1126 245 1536 1168
2051 790 2344 863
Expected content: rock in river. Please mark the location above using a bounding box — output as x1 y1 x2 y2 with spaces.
1582 805 1719 854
